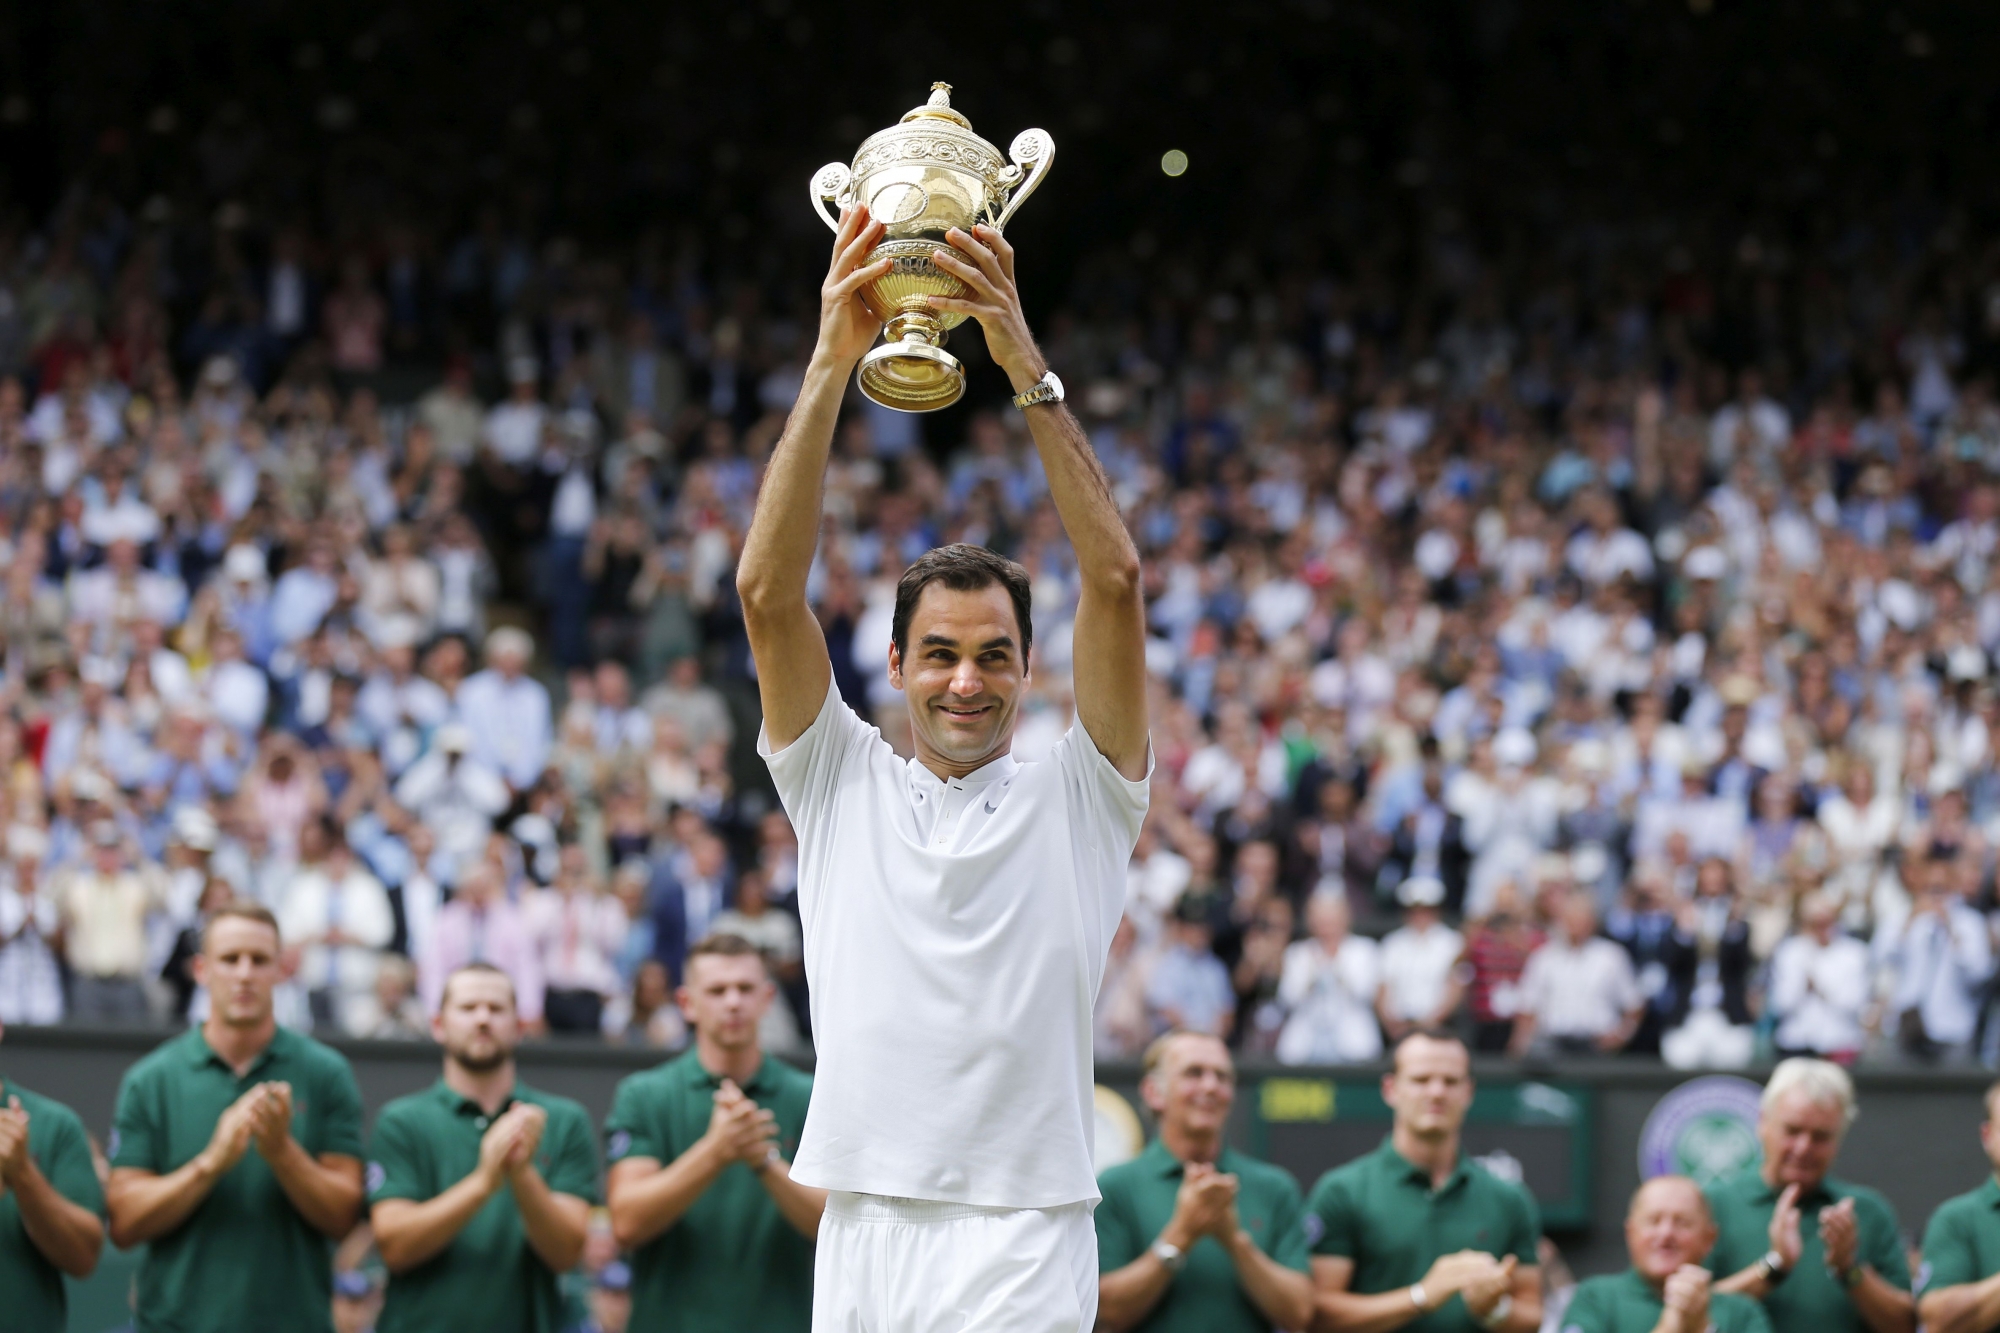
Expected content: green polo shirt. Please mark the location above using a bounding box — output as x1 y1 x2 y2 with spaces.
368 1079 599 1333
605 1050 815 1333
1921 1177 2000 1291
1096 1138 1312 1333
110 1024 365 1333
1305 1137 1541 1333
1704 1171 1908 1333
0 1078 104 1333
1563 1268 1773 1333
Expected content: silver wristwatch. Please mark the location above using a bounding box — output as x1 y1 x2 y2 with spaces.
1011 369 1064 410
1150 1239 1187 1273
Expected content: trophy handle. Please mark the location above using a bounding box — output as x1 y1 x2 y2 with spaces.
991 130 1054 231
809 162 854 233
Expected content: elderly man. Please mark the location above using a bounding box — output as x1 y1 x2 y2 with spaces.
456 627 552 790
1705 1059 1912 1333
1095 1031 1313 1332
1914 1081 2000 1333
1564 1176 1770 1333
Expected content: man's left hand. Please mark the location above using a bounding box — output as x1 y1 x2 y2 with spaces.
249 1082 294 1156
927 226 1044 391
1819 1197 1861 1278
1463 1254 1518 1317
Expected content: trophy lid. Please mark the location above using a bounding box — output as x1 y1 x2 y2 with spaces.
900 82 972 130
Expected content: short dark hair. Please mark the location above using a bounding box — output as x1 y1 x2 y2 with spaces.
891 544 1033 665
201 900 282 951
1390 1027 1469 1069
686 932 767 975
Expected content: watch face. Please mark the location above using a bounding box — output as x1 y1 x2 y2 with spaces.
1046 371 1065 401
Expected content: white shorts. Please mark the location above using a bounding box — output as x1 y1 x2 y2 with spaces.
813 1192 1098 1333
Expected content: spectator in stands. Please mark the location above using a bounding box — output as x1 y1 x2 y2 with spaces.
1878 855 1992 1062
457 627 552 792
1461 881 1543 1053
1511 893 1642 1056
1376 876 1464 1043
0 825 63 1025
1704 1059 1912 1333
1147 896 1237 1040
367 963 595 1332
105 902 365 1328
1768 892 1872 1062
277 819 396 1036
605 958 686 1050
1275 890 1382 1066
524 843 627 1036
648 826 732 987
605 934 821 1331
394 722 510 875
1095 1030 1314 1332
421 860 545 1031
53 822 157 1024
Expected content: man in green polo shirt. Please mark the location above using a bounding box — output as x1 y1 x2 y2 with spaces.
604 933 822 1331
1095 1030 1313 1332
1704 1058 1911 1333
1307 1030 1543 1333
1563 1176 1771 1333
0 1018 106 1333
1917 1080 2000 1333
369 963 596 1333
106 901 366 1333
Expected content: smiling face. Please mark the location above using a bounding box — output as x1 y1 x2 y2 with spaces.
1627 1177 1717 1281
1144 1032 1236 1141
888 581 1028 774
1759 1088 1845 1191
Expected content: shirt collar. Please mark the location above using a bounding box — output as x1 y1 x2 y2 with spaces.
186 1023 289 1077
432 1077 521 1118
689 1051 775 1098
907 750 1020 795
1142 1137 1241 1178
1981 1178 2000 1209
1750 1170 1835 1207
1379 1136 1470 1192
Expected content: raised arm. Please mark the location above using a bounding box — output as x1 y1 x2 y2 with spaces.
737 205 893 750
930 225 1149 780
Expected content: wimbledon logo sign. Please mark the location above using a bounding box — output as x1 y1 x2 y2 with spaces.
1638 1075 1764 1186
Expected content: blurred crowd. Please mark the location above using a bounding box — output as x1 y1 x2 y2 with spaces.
5 75 2000 1076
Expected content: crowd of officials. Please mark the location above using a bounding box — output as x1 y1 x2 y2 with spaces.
18 897 2000 1333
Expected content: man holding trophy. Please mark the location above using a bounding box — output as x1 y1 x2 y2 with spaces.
739 85 1152 1332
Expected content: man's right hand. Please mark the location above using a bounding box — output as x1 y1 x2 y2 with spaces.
1163 1161 1239 1248
198 1087 264 1178
1663 1264 1713 1333
1768 1183 1804 1268
814 206 892 369
1420 1250 1505 1306
705 1081 778 1168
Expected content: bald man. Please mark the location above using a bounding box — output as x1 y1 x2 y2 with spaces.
1562 1177 1771 1333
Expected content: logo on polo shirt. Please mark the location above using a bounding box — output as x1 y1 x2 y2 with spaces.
1301 1212 1325 1246
106 1130 120 1159
607 1130 632 1161
366 1161 386 1194
1638 1075 1763 1186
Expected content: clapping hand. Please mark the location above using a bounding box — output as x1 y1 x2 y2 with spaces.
200 1086 265 1177
1169 1161 1241 1244
1662 1264 1713 1333
1421 1251 1505 1310
707 1080 779 1170
0 1096 28 1186
1463 1255 1519 1320
249 1082 294 1158
1768 1183 1804 1269
503 1104 548 1177
1819 1197 1860 1278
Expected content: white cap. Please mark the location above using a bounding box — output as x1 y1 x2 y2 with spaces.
223 544 268 584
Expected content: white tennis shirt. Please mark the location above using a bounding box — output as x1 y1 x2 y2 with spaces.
760 680 1150 1208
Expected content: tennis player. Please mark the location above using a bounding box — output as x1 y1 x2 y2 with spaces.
737 202 1152 1331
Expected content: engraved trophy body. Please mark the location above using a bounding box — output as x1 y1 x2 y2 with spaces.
810 84 1053 412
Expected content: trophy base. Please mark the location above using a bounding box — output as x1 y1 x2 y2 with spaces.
857 338 965 412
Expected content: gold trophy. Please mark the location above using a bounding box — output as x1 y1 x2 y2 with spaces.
810 84 1054 412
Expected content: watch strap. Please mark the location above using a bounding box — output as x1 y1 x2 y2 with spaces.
1011 371 1060 410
